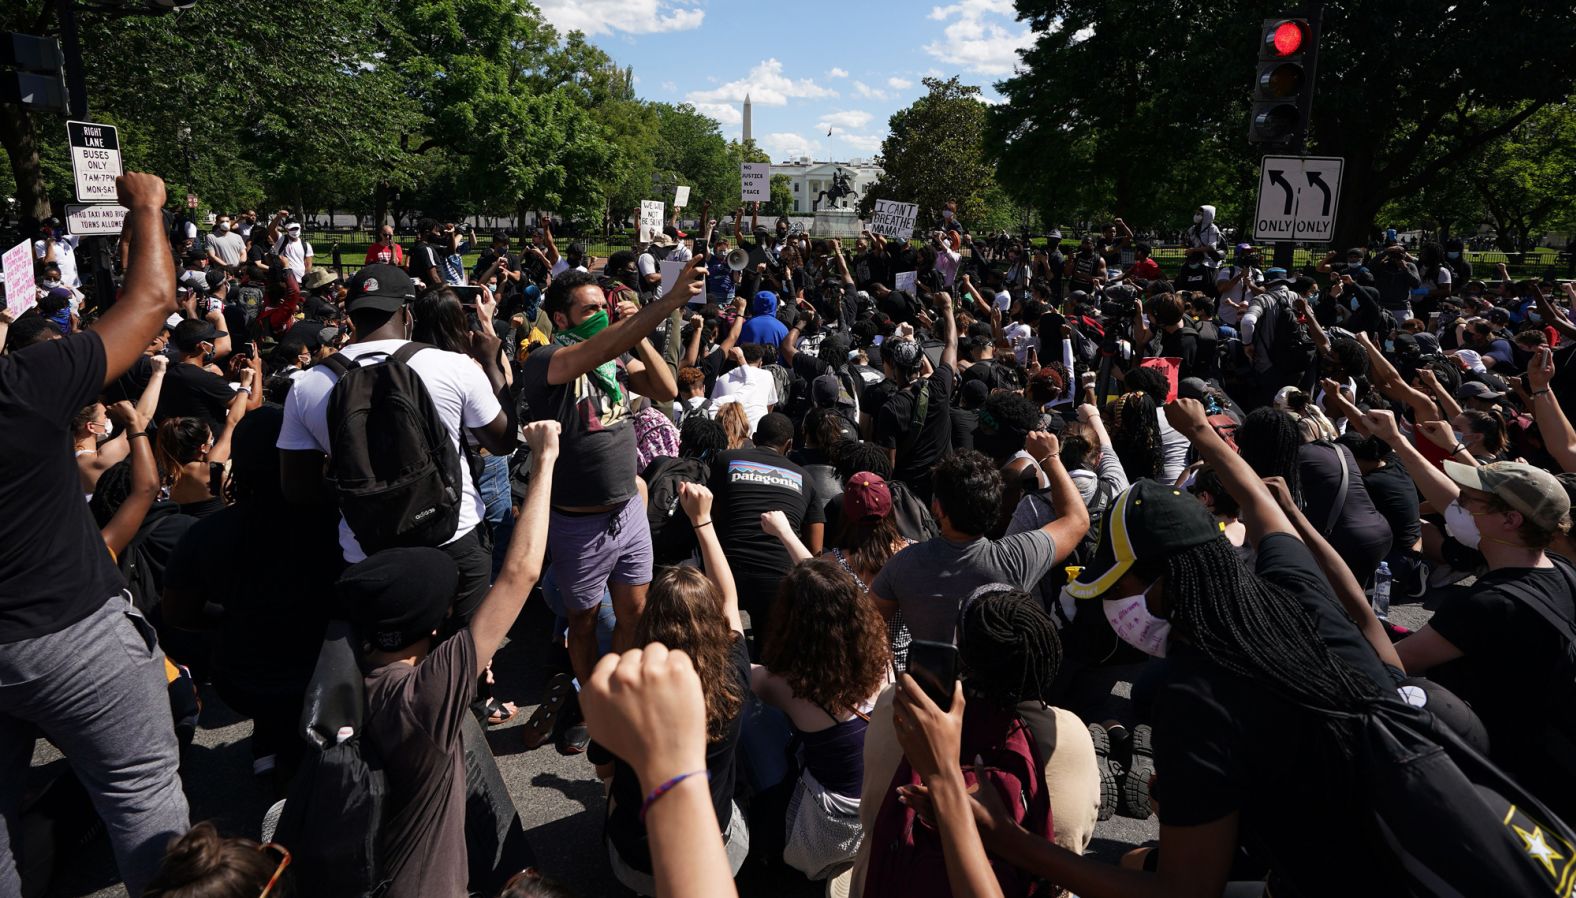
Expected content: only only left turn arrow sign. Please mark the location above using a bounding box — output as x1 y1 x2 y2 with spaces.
1253 156 1344 245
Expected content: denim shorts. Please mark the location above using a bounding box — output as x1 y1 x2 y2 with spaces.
546 496 653 613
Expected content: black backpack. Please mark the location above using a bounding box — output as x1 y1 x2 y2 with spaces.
319 343 465 554
1266 292 1314 361
1357 696 1576 897
273 621 391 898
643 456 711 565
1482 556 1576 781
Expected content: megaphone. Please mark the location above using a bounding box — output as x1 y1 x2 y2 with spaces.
727 248 750 272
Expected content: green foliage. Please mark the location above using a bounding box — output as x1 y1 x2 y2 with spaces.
764 175 795 218
858 77 1005 229
993 0 1576 246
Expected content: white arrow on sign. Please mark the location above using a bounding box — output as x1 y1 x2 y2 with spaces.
1254 156 1344 244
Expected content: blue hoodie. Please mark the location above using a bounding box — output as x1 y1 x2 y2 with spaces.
739 290 788 346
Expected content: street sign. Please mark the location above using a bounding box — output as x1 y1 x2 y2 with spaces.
186 192 198 209
1254 155 1343 243
3 239 35 317
65 202 128 235
65 120 121 203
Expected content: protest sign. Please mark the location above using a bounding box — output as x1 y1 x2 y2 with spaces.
659 259 686 297
741 163 770 202
870 199 919 240
674 185 690 208
3 239 37 317
639 200 664 243
894 270 916 294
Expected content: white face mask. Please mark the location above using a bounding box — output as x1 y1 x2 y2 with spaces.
95 417 114 441
216 222 230 234
1103 586 1170 657
1444 499 1482 549
1193 213 1203 224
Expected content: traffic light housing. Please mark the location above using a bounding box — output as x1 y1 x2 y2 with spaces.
0 32 67 113
1248 18 1316 147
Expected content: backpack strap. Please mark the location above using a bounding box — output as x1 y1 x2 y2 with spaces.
1494 555 1576 644
390 341 432 366
898 379 930 457
1322 441 1350 537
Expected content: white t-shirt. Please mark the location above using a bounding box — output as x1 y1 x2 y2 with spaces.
1004 321 1037 364
550 258 587 278
34 235 81 288
1214 265 1261 326
277 339 501 563
273 236 314 279
637 252 660 279
994 290 1012 312
709 364 778 432
672 395 716 425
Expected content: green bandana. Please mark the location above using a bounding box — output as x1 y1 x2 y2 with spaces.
553 310 622 403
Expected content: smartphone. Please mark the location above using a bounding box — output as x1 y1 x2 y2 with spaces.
906 640 959 711
451 285 484 306
246 341 257 358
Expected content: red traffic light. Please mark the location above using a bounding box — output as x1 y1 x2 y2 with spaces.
1269 20 1305 56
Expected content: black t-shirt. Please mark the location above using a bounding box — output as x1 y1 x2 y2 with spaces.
1153 533 1404 898
1172 263 1217 298
1361 458 1421 550
164 504 337 693
951 406 979 451
709 447 826 583
1192 320 1220 380
1426 562 1576 796
876 365 955 493
607 634 749 873
1298 442 1393 583
156 362 235 430
410 241 444 283
520 343 637 508
1158 325 1199 381
0 332 125 642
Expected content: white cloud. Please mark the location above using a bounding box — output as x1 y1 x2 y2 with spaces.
817 109 873 131
827 67 849 79
852 80 888 101
660 80 677 92
762 132 823 160
686 58 837 107
841 133 884 153
887 76 913 90
536 0 704 36
924 1 1033 76
692 102 742 125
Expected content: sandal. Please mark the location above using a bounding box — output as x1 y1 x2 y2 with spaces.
483 697 519 727
522 673 574 750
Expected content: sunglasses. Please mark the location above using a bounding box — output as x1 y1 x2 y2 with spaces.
259 842 291 897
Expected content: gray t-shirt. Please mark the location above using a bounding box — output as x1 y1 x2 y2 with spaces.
871 531 1057 643
206 230 245 267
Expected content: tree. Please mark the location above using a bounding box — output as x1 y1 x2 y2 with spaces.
1462 104 1576 252
858 77 1005 229
993 0 1576 247
764 175 794 218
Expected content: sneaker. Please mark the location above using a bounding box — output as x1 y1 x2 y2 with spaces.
1118 724 1155 820
1087 723 1116 821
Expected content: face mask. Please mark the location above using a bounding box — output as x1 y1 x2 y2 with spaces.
1350 297 1361 311
563 309 609 341
95 417 115 442
287 231 300 242
1529 310 1543 324
1443 499 1482 549
943 210 954 221
1193 213 1203 224
1347 259 1363 267
216 222 230 234
1447 251 1460 260
1103 587 1170 657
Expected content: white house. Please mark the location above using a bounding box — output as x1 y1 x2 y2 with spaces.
768 158 884 215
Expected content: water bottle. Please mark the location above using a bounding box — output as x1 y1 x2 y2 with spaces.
1373 562 1392 620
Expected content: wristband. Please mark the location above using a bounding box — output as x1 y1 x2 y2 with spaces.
640 769 710 823
692 519 713 530
237 386 253 396
128 431 149 440
1532 388 1552 398
1036 454 1057 468
1451 442 1468 456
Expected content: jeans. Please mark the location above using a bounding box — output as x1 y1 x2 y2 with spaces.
540 564 615 657
478 453 511 526
0 594 190 896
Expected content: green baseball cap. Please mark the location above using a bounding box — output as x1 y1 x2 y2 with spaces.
1444 461 1572 532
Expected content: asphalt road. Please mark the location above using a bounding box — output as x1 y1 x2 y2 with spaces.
33 596 1435 898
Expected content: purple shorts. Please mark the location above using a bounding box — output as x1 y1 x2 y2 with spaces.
547 496 653 613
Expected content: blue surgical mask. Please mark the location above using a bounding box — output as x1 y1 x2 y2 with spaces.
1447 251 1460 260
1350 297 1361 311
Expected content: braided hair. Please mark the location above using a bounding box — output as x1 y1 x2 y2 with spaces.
1160 538 1385 755
88 459 133 528
1237 407 1304 507
1109 391 1164 481
958 585 1063 710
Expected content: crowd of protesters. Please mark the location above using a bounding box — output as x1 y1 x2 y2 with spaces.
4 172 1576 898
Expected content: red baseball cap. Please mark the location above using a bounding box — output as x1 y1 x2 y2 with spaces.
843 472 893 523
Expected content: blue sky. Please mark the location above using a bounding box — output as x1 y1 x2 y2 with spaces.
533 0 1034 163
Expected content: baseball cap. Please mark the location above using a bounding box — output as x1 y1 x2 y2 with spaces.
344 263 417 313
1443 460 1571 532
886 339 923 370
1455 380 1504 402
1066 479 1223 599
340 547 459 652
842 471 893 523
961 378 990 407
811 374 841 408
171 318 226 353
